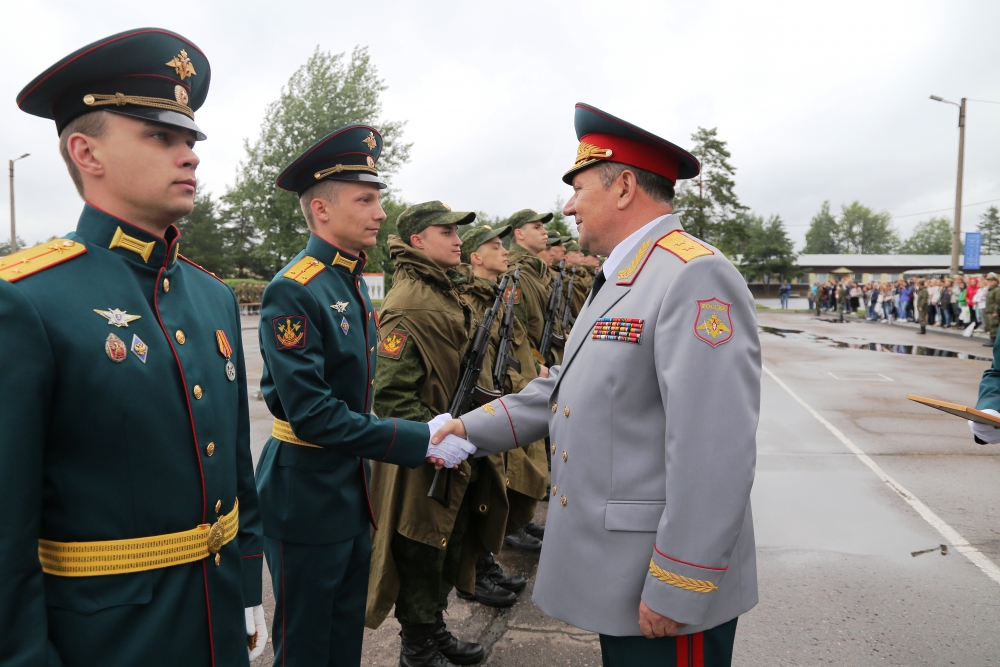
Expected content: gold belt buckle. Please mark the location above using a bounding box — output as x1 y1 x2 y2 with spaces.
206 520 226 554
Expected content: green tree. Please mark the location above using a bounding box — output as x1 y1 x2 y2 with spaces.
546 196 575 238
0 236 27 256
673 127 744 243
803 201 840 253
837 201 899 254
365 194 407 280
900 217 954 254
176 192 231 275
738 214 798 285
978 206 1000 254
224 46 411 278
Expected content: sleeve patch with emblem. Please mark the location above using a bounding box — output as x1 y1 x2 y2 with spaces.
273 315 307 350
693 298 733 347
378 331 408 359
503 286 521 304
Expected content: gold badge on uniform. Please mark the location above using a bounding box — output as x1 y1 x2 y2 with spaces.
216 329 236 381
694 298 733 347
130 334 148 363
166 49 197 80
94 308 141 327
378 331 407 359
362 131 377 150
105 333 127 363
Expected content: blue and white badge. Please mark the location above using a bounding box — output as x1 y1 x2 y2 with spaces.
340 316 350 335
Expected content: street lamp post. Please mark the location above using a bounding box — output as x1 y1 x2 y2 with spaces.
930 95 966 276
8 153 30 254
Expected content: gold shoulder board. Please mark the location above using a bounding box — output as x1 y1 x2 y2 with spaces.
656 231 713 264
0 240 87 283
282 256 326 285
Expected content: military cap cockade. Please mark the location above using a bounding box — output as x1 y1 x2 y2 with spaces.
277 125 386 195
397 201 476 242
505 209 553 230
562 103 700 186
18 28 211 141
460 224 511 263
546 230 571 246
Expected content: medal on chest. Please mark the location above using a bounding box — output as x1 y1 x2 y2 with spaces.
216 329 236 381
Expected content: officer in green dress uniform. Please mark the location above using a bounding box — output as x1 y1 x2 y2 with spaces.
1 29 267 666
255 129 470 666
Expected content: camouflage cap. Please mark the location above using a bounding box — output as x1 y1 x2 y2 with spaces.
397 201 475 242
460 224 512 263
988 272 998 280
505 208 553 229
546 230 572 246
565 240 582 252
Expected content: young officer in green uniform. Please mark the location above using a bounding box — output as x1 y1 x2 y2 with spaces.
367 202 506 667
1 29 266 667
255 129 469 667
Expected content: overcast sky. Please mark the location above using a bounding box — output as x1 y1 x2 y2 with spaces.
2 0 999 251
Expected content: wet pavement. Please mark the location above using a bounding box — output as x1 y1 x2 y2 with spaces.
242 313 1000 666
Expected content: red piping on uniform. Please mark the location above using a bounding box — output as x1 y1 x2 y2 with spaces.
380 418 398 462
201 560 216 667
18 29 205 105
280 541 286 667
242 553 263 559
497 398 519 447
654 544 727 571
181 256 227 284
677 633 688 665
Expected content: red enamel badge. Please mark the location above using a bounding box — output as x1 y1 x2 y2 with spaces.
693 298 733 347
273 315 307 350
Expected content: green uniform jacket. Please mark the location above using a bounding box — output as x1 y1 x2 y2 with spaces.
985 286 1000 336
255 234 428 546
366 238 507 628
508 242 552 354
916 287 929 324
457 267 548 526
0 204 263 667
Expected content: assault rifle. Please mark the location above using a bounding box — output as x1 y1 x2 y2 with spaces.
493 268 522 392
427 274 509 507
561 268 576 330
538 259 566 366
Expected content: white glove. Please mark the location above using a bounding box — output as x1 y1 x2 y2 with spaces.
969 409 1000 444
245 605 267 661
427 413 477 467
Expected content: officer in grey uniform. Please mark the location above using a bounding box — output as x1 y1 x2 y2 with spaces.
432 103 760 667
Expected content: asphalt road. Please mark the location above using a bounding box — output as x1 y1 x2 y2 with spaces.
242 312 1000 666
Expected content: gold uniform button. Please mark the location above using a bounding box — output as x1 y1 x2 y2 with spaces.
441 538 447 547
505 478 510 486
562 451 568 462
214 553 221 566
215 499 222 513
206 442 216 456
551 403 557 413
368 312 373 320
193 385 203 399
163 278 170 292
560 495 567 506
370 346 375 354
479 504 488 513
552 485 557 495
175 330 186 344
551 444 556 456
564 406 570 417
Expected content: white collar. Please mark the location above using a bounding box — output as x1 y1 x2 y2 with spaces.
603 214 671 279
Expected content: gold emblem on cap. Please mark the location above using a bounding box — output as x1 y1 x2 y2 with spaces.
366 155 375 167
166 49 197 80
362 131 378 150
574 142 613 168
442 203 452 211
174 85 189 105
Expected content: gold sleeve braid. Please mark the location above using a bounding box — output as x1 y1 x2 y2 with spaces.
648 559 719 594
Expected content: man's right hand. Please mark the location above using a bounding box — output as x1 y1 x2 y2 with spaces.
431 417 468 443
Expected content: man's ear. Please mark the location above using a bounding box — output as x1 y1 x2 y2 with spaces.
310 198 330 225
410 233 425 250
514 228 524 242
616 170 639 211
67 133 105 179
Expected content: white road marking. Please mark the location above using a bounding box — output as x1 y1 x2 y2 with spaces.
763 364 1000 587
826 372 894 382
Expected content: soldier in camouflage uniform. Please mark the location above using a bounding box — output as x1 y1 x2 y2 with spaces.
564 241 592 325
367 202 508 667
452 224 548 608
915 279 929 334
985 273 1000 347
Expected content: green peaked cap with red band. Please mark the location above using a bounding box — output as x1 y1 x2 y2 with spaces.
563 103 700 186
18 28 211 141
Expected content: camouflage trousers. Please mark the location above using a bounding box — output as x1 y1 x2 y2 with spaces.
392 460 478 625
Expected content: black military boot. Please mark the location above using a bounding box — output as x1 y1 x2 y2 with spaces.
918 325 926 334
400 623 459 667
523 522 545 540
430 612 485 665
503 526 542 552
455 556 518 607
479 551 526 593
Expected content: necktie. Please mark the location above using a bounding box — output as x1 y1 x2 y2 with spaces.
589 270 606 303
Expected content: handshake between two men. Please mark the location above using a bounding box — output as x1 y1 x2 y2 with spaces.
424 413 473 469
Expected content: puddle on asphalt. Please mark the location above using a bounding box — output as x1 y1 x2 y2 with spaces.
758 326 992 361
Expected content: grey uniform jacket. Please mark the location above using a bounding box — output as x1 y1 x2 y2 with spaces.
461 215 760 636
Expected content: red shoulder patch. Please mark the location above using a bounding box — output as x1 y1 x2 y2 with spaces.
378 331 407 359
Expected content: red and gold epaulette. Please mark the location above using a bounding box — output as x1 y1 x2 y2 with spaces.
616 230 713 285
282 256 326 285
179 255 226 284
0 239 87 283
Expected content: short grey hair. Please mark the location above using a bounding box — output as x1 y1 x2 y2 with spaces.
593 162 675 205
